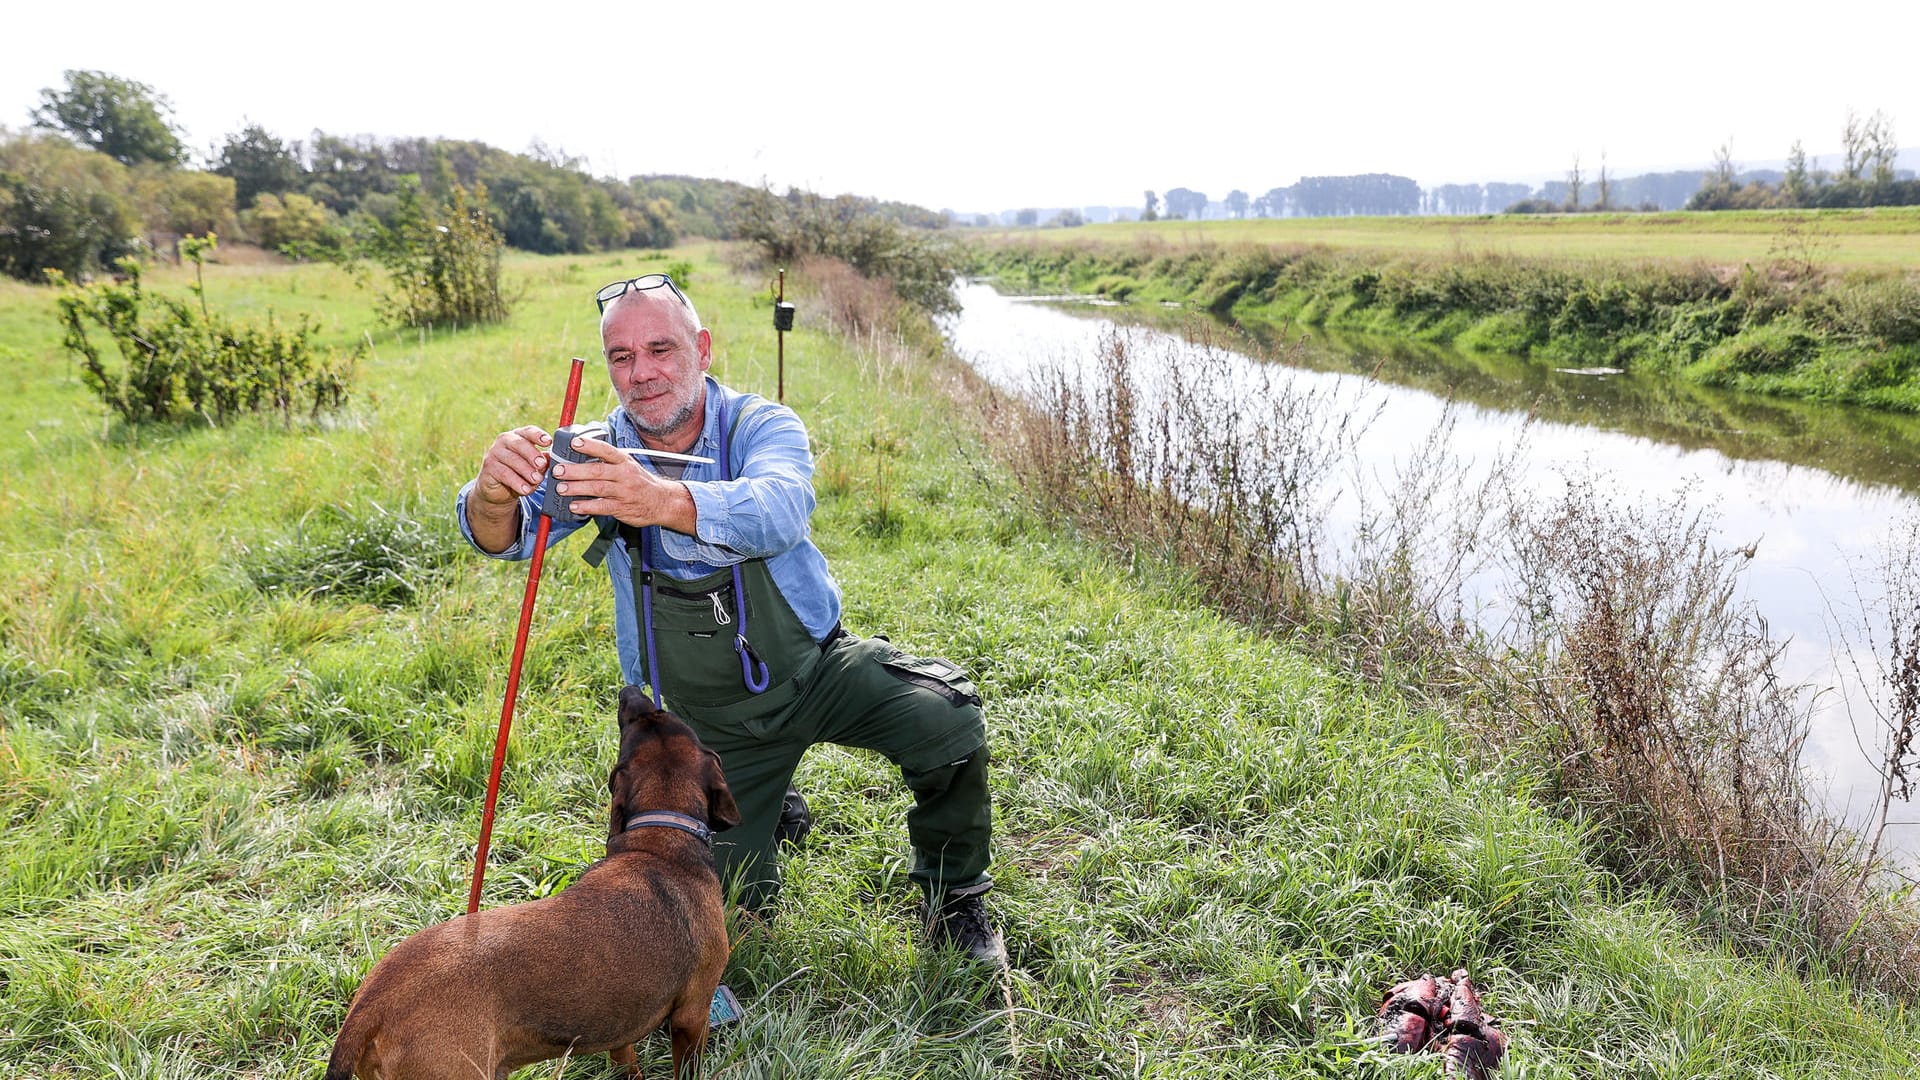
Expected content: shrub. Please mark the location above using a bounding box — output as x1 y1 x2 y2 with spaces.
244 192 344 259
52 237 361 426
1454 311 1538 354
1656 301 1741 362
1506 481 1838 944
1196 249 1284 313
1702 322 1821 376
1833 343 1920 392
1550 280 1648 338
132 166 237 248
365 179 509 328
729 187 962 315
1346 268 1381 305
0 128 139 280
1816 274 1920 347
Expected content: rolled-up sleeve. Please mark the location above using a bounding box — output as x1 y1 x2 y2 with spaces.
455 480 588 559
660 405 816 566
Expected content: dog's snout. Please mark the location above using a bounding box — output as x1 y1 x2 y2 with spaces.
617 684 647 717
618 685 663 728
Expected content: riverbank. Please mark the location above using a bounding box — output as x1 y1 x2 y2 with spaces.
3 251 1918 1076
968 218 1920 411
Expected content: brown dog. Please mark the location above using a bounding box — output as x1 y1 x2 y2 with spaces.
325 686 741 1080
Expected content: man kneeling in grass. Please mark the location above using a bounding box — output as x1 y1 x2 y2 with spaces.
456 272 1004 965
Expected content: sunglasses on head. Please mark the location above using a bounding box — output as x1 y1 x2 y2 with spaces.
595 273 691 314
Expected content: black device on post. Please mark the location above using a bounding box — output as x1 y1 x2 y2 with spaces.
538 420 611 523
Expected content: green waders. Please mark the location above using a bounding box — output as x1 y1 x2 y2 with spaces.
613 406 992 913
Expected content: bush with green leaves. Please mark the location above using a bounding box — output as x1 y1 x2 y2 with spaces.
730 187 962 315
244 191 345 260
131 166 237 247
365 179 509 328
52 236 361 426
0 128 140 281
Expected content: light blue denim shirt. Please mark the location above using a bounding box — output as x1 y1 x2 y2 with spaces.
455 376 843 687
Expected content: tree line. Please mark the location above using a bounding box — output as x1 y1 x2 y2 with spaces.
1 70 948 282
1102 111 1913 226
1140 176 1448 221
1687 110 1917 210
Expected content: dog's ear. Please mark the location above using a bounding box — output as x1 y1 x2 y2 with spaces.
702 750 742 832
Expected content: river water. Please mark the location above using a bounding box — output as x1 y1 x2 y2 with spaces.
941 280 1919 852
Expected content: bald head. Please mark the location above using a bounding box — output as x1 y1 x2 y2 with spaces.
599 283 702 342
600 282 713 448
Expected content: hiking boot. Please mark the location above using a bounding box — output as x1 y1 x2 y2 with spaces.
924 884 1007 967
776 784 812 848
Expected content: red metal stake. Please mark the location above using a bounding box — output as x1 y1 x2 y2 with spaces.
467 356 586 915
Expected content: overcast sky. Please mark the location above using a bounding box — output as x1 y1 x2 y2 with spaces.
5 1 1915 214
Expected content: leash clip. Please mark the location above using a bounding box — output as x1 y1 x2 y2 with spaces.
736 636 772 693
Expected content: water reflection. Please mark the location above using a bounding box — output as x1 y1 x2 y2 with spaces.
942 281 1916 854
1257 324 1920 496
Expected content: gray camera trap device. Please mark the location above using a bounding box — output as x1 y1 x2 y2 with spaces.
539 420 611 524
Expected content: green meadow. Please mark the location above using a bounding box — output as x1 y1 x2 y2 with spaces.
978 207 1920 268
3 248 1919 1078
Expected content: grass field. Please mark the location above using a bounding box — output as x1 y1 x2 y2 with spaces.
973 206 1920 268
4 248 1920 1077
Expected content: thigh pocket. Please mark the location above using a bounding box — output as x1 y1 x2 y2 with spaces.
879 651 982 709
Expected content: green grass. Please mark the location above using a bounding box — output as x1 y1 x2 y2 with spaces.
979 206 1920 269
3 249 1918 1077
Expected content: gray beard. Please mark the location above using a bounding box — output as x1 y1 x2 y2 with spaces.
628 397 698 439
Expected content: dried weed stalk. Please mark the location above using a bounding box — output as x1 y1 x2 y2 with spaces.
1007 325 1362 629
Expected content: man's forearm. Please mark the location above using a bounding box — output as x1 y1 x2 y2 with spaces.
467 495 523 554
649 482 700 538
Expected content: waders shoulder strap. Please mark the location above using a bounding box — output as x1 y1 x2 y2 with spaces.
584 515 620 568
725 395 771 475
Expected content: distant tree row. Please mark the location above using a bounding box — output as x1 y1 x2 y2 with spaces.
1108 107 1913 227
1130 170 1700 222
3 69 949 282
1141 175 1427 220
1686 111 1918 210
211 126 683 257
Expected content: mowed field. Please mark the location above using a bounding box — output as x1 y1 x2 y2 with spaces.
974 207 1920 267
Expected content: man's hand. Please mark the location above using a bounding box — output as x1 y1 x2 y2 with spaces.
476 426 553 504
468 426 551 553
554 436 698 535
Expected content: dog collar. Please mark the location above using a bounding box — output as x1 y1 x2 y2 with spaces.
622 810 714 845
